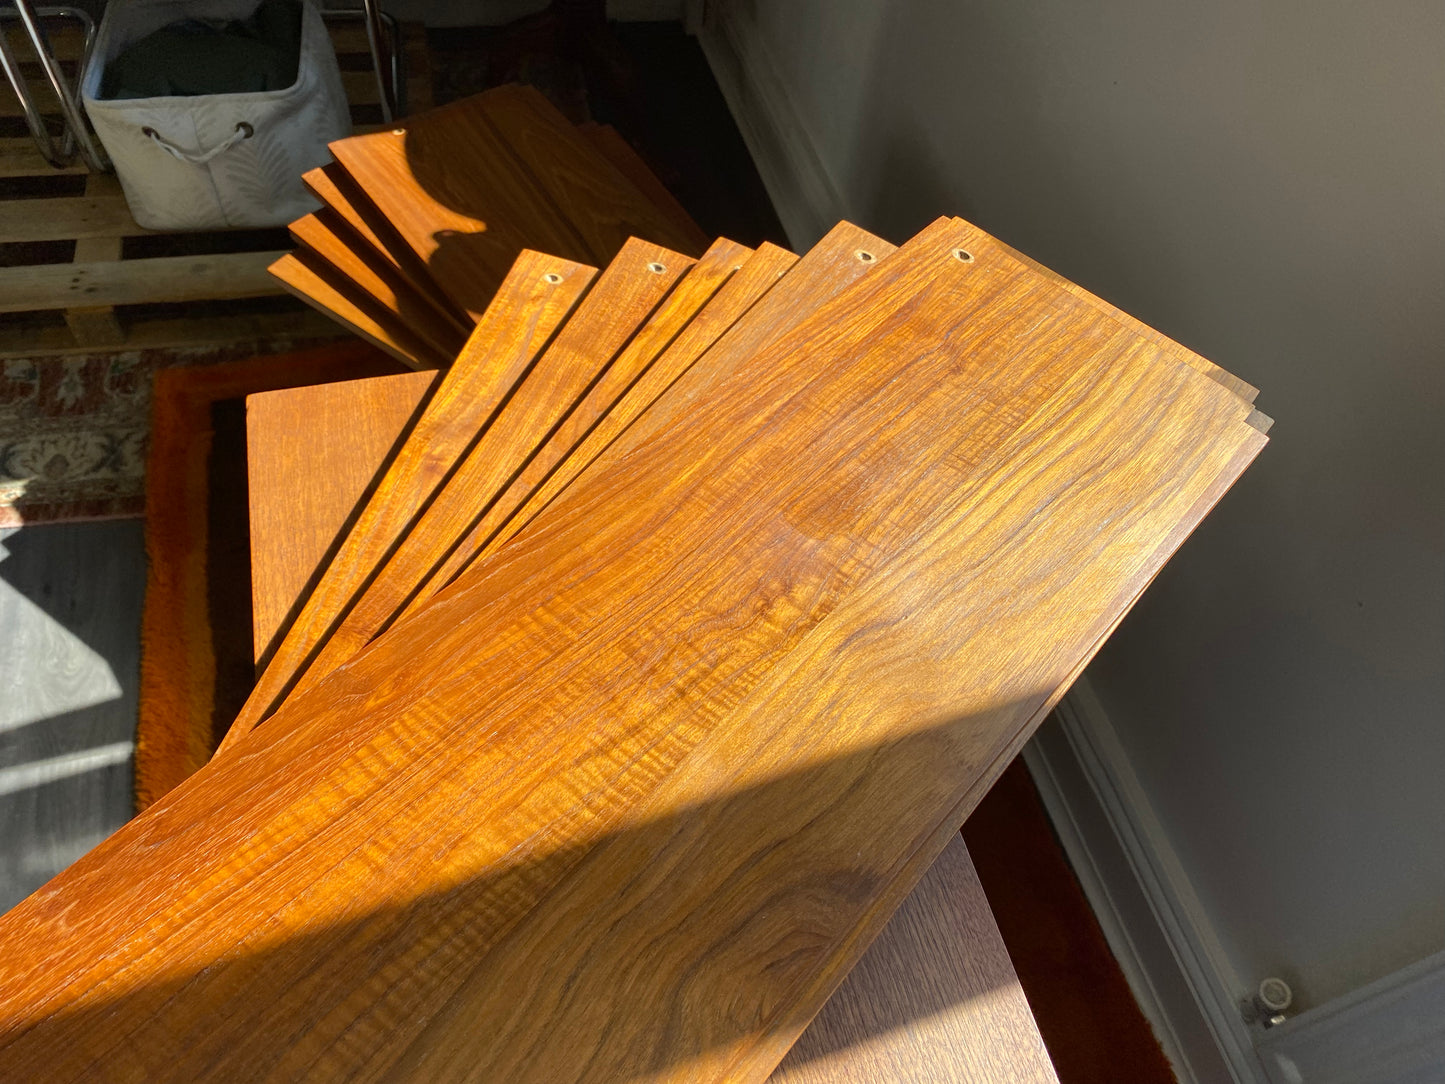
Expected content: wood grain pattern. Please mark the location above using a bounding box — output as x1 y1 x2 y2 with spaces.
608 220 900 461
247 369 441 668
579 122 712 256
219 251 596 749
476 85 706 259
329 95 596 319
342 228 1262 1084
269 251 448 371
978 222 1260 403
375 327 1261 1084
277 238 694 711
768 834 1057 1084
457 240 798 566
0 220 1264 1084
402 235 754 612
265 224 886 705
301 164 455 318
289 211 471 355
241 373 1052 1084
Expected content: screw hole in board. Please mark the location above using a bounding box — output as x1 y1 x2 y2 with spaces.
543 272 563 284
647 262 667 274
855 249 875 263
952 248 974 263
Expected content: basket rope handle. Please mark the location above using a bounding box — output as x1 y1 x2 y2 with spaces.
142 121 254 165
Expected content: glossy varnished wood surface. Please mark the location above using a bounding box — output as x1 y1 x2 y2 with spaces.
769 834 1057 1084
410 225 895 609
287 211 470 359
0 222 1264 1082
279 239 693 710
257 224 890 699
301 163 460 323
348 226 1262 1084
221 251 596 748
331 95 591 320
476 85 706 260
269 251 447 371
406 235 752 609
611 221 899 460
461 240 798 567
243 372 1055 1084
579 122 712 257
247 370 441 668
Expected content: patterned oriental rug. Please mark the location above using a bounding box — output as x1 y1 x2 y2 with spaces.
0 343 334 528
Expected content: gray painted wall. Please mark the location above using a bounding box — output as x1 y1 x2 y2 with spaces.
714 0 1445 1011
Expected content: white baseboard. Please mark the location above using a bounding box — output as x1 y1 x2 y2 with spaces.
1031 680 1445 1083
694 5 846 250
1254 946 1445 1084
1025 678 1268 1083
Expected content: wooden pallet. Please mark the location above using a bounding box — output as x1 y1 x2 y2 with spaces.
0 22 432 357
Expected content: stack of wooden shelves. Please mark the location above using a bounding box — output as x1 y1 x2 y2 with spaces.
0 150 1269 1078
272 82 709 369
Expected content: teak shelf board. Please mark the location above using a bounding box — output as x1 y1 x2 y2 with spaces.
221 250 597 748
243 374 1056 1084
281 238 694 711
329 97 597 319
317 85 710 326
407 234 754 612
579 122 712 256
0 216 1265 1084
476 84 706 260
270 251 447 371
248 368 442 667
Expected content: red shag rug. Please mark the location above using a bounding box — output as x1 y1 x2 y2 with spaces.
135 341 402 810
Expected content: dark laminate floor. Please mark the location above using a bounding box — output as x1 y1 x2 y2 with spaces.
0 520 144 912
